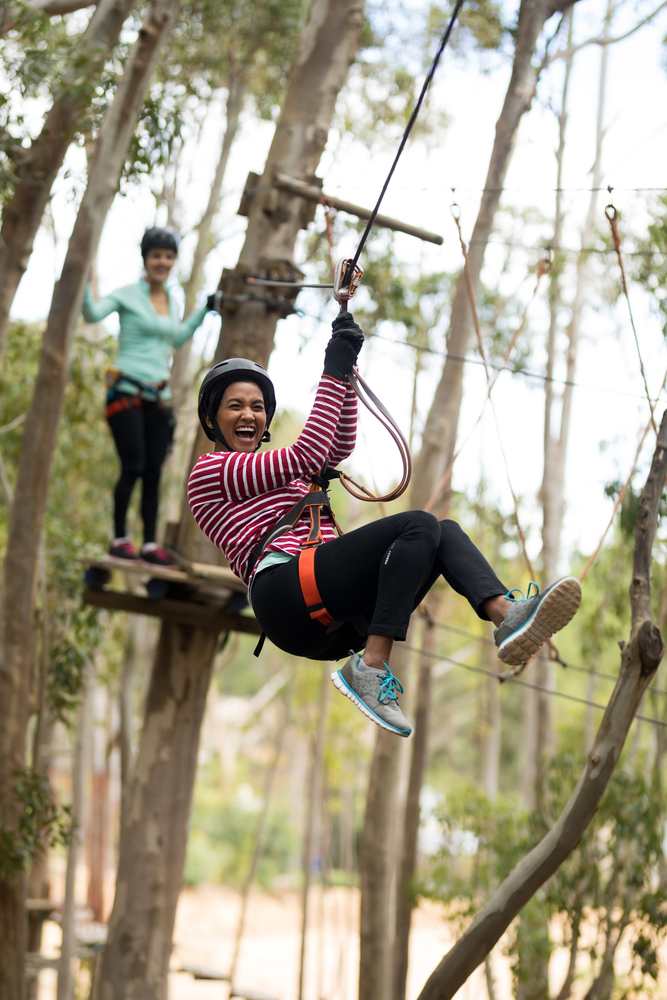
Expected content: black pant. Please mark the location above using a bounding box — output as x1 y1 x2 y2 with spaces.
107 393 175 542
250 510 507 661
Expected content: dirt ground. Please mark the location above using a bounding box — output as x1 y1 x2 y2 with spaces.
39 875 661 999
35 880 502 999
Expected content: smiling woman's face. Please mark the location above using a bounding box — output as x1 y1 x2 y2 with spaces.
214 381 267 452
144 247 176 284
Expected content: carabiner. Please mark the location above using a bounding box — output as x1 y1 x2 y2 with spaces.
333 257 364 306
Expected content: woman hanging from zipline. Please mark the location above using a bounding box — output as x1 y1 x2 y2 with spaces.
188 314 582 737
83 227 220 566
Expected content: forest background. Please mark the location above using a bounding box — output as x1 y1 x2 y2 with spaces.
3 0 667 997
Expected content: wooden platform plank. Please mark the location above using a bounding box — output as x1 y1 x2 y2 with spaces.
79 555 246 592
82 586 262 634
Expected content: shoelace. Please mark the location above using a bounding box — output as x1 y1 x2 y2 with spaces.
505 581 539 603
377 664 404 704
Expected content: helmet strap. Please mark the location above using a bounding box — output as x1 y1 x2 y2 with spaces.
209 414 232 451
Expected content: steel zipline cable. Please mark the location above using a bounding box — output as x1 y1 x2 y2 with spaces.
403 644 667 730
343 0 467 283
319 0 466 503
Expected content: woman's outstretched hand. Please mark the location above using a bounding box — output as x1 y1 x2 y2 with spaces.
323 313 365 382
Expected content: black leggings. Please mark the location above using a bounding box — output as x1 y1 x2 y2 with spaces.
107 393 175 542
250 510 507 661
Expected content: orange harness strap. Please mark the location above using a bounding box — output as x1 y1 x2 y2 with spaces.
298 546 334 628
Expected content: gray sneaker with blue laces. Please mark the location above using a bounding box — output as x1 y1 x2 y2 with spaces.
494 576 582 666
331 652 412 737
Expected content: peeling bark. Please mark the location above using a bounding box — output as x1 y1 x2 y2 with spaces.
416 410 667 1000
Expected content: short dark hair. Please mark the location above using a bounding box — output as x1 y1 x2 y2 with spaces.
141 226 180 260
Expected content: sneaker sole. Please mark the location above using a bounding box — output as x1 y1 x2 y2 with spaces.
498 576 582 666
331 670 412 737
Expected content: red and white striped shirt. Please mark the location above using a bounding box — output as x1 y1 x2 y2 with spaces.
188 374 357 586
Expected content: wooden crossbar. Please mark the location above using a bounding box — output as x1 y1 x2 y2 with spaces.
83 586 262 635
272 173 443 245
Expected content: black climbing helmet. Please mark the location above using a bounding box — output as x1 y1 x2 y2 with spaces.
198 358 276 450
140 226 180 260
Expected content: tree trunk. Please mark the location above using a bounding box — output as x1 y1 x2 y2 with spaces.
176 0 366 565
554 910 581 1000
57 662 93 1000
0 4 181 995
392 8 577 993
229 702 288 991
98 623 219 1000
170 74 246 404
359 641 413 1000
86 676 109 923
0 0 138 360
393 611 438 1000
101 3 365 996
416 410 667 1000
415 0 577 513
523 13 575 816
298 664 329 1000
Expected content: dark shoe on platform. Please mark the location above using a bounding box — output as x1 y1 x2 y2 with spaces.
109 540 139 560
140 545 175 567
494 576 582 666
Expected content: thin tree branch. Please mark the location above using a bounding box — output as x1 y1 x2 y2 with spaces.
0 0 98 35
543 0 667 67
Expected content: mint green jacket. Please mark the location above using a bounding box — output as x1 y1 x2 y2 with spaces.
82 279 208 399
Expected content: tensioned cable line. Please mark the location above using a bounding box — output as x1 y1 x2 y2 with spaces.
422 617 667 699
368 334 666 404
343 0 466 281
404 644 667 730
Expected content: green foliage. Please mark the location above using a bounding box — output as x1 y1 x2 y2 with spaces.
0 768 71 881
421 753 667 997
428 0 505 55
0 321 119 720
165 0 305 114
184 756 296 889
636 194 667 337
123 84 186 185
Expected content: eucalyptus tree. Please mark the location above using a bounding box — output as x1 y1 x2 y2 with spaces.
0 0 183 993
98 3 366 996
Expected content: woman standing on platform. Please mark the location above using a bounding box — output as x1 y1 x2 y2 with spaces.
83 227 219 565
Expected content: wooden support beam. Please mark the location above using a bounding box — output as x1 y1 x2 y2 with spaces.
272 173 444 246
82 586 262 635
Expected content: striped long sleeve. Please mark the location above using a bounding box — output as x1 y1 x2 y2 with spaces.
188 374 356 585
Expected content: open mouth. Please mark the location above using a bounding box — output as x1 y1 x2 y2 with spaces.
234 425 256 445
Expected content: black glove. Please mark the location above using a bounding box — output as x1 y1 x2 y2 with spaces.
332 312 364 355
206 291 222 312
323 313 364 381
